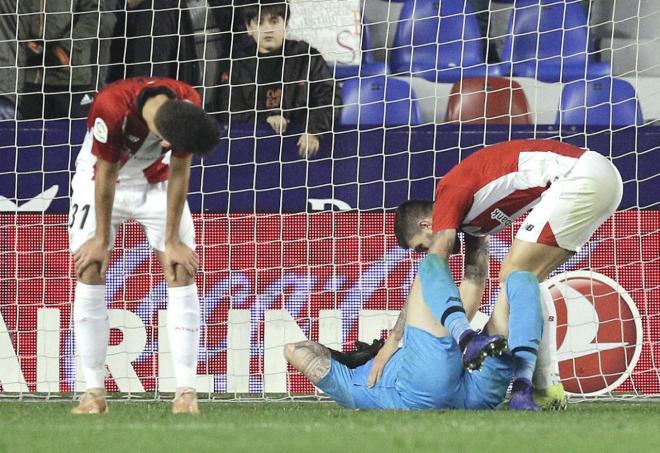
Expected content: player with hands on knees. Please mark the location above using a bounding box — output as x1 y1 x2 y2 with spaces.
69 77 218 415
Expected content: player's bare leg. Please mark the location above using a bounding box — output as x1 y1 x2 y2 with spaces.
157 253 201 414
71 258 111 415
283 341 331 384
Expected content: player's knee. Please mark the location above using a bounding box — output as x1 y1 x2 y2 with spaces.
165 273 195 288
77 266 105 285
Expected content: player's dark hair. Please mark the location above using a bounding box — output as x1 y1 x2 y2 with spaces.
394 200 434 249
154 100 219 156
242 0 290 26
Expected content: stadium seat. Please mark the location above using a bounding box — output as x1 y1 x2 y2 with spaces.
390 0 503 83
556 77 643 127
444 77 532 125
501 0 610 82
340 76 423 127
330 11 388 79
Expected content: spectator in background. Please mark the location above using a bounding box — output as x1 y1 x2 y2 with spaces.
0 1 19 119
222 0 339 158
17 1 116 119
187 0 249 110
469 0 499 64
115 0 199 86
107 0 243 108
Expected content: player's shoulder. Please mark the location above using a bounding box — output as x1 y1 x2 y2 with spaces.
89 79 136 117
87 81 133 138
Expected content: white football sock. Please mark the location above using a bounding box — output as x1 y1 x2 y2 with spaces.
533 286 562 390
167 284 200 389
73 283 109 390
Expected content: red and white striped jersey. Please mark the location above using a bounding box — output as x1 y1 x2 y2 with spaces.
75 77 201 184
432 139 586 236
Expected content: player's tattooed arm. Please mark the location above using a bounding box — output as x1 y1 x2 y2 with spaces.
284 341 331 384
389 299 408 343
460 235 489 320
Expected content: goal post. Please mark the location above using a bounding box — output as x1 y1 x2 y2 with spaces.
0 0 659 401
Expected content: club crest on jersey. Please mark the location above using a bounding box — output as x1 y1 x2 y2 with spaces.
490 208 513 227
542 271 642 396
93 117 108 143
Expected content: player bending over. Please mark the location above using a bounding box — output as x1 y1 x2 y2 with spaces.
283 249 544 411
69 77 219 414
390 139 622 410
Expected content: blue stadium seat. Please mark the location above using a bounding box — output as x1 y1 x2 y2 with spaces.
340 76 423 127
330 12 389 79
501 0 610 82
556 77 643 127
390 0 503 82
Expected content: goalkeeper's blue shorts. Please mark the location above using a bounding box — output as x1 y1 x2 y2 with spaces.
315 325 514 410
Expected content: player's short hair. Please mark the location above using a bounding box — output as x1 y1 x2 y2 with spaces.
155 100 219 156
242 0 290 26
394 200 434 249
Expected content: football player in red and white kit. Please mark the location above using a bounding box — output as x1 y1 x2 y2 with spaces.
69 77 218 414
383 139 622 410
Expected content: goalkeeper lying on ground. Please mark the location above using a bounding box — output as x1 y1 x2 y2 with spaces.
284 252 559 411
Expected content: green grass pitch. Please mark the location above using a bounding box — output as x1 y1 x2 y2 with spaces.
1 401 660 452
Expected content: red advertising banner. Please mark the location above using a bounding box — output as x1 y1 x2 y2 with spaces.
0 211 658 396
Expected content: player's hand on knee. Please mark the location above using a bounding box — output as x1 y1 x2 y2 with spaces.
367 341 397 388
163 241 199 282
74 236 109 278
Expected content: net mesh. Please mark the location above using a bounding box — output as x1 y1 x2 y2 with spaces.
0 0 658 402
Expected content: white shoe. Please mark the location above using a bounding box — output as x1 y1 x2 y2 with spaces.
71 388 108 414
172 387 200 415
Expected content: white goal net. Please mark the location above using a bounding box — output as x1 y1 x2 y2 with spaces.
0 0 658 401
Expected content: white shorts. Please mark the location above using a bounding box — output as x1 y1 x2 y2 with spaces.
68 173 196 253
515 151 623 252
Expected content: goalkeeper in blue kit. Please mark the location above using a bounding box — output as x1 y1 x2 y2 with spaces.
284 239 546 410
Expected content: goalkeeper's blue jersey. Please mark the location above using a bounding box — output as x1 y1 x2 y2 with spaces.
316 325 514 410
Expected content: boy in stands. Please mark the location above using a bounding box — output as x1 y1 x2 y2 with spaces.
69 77 218 414
387 139 622 410
224 0 338 158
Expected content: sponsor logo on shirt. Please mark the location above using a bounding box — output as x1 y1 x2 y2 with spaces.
490 208 513 227
93 117 108 143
